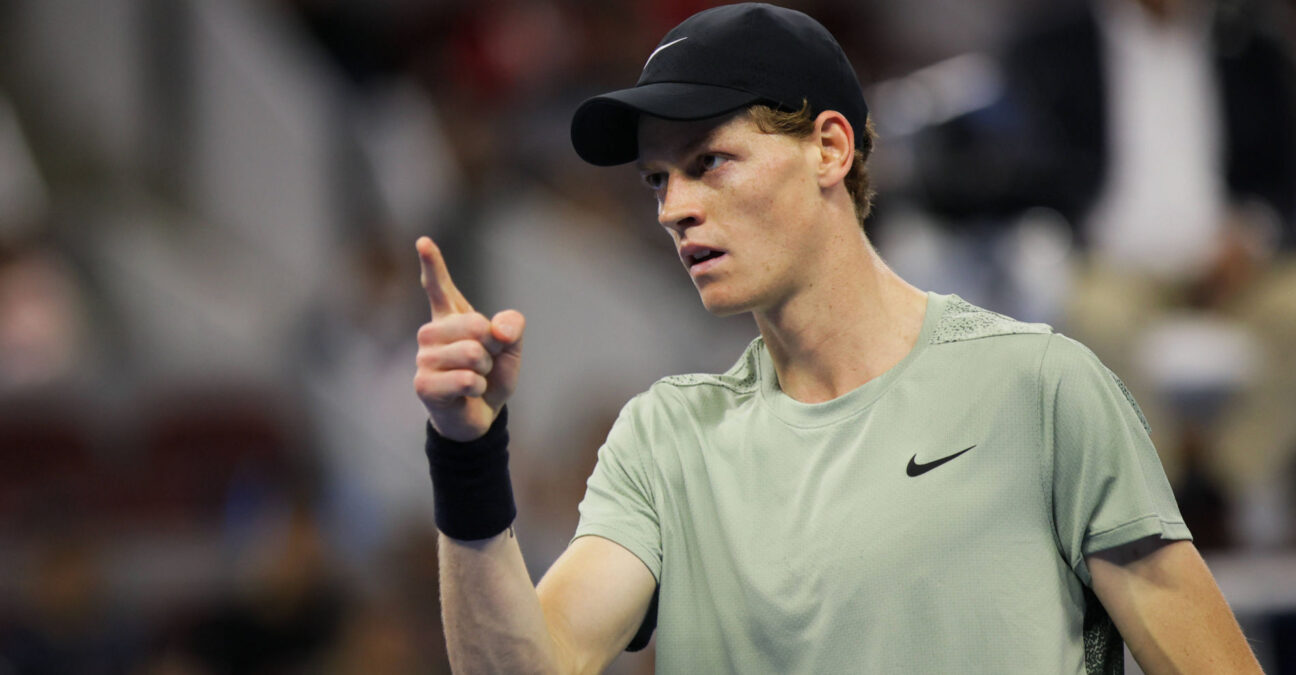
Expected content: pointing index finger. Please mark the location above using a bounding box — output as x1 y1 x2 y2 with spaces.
416 237 472 317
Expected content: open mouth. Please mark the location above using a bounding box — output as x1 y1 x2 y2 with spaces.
679 243 728 275
687 249 725 267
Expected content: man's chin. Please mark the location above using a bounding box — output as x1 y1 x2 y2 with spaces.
697 292 750 317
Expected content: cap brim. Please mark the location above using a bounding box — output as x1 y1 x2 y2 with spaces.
570 82 763 166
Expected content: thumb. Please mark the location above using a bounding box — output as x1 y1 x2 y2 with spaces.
482 310 524 414
490 309 525 347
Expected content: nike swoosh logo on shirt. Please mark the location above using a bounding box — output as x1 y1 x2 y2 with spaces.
643 37 688 70
906 445 977 477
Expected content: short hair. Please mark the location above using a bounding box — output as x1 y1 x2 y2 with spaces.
748 100 877 229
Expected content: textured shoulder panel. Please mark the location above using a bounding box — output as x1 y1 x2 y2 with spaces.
932 296 1053 345
658 337 763 394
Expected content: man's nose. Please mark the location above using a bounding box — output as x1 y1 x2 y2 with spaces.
658 177 705 233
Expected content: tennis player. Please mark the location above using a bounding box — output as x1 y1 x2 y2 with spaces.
414 3 1261 672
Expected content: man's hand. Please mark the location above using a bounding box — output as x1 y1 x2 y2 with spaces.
413 236 525 441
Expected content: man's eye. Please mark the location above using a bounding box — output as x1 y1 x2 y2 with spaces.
642 172 666 191
700 154 727 171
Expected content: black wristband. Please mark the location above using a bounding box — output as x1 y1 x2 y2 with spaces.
426 407 517 540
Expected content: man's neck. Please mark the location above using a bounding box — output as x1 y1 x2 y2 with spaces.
754 237 928 404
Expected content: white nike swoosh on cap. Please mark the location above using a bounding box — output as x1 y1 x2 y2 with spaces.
643 37 688 70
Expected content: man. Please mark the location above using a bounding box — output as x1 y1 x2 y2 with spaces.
414 4 1261 672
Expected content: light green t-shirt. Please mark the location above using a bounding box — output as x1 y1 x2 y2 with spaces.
574 292 1189 673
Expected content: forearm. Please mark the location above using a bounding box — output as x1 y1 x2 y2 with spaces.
439 528 567 674
426 401 568 672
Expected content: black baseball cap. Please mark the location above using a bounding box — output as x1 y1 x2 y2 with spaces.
570 2 869 166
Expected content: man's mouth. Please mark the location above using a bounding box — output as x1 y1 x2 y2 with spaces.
688 249 724 267
680 244 727 270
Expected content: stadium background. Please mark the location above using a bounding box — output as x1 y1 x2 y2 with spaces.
0 0 1293 672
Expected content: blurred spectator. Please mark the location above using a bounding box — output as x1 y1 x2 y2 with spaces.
182 501 348 674
0 238 95 394
327 599 425 675
0 90 98 395
916 0 1296 549
0 534 141 674
919 0 1294 245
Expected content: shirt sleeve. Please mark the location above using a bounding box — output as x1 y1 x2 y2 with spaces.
573 394 663 582
1041 334 1192 586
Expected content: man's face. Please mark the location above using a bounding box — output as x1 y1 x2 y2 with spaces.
636 112 824 317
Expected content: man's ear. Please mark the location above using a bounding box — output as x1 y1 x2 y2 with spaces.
813 110 854 189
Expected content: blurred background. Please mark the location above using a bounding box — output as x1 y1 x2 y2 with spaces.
0 0 1294 672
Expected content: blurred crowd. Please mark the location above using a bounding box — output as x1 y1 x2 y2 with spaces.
0 0 1294 672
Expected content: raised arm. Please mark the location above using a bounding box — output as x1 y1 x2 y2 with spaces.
413 237 656 673
1087 537 1262 674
